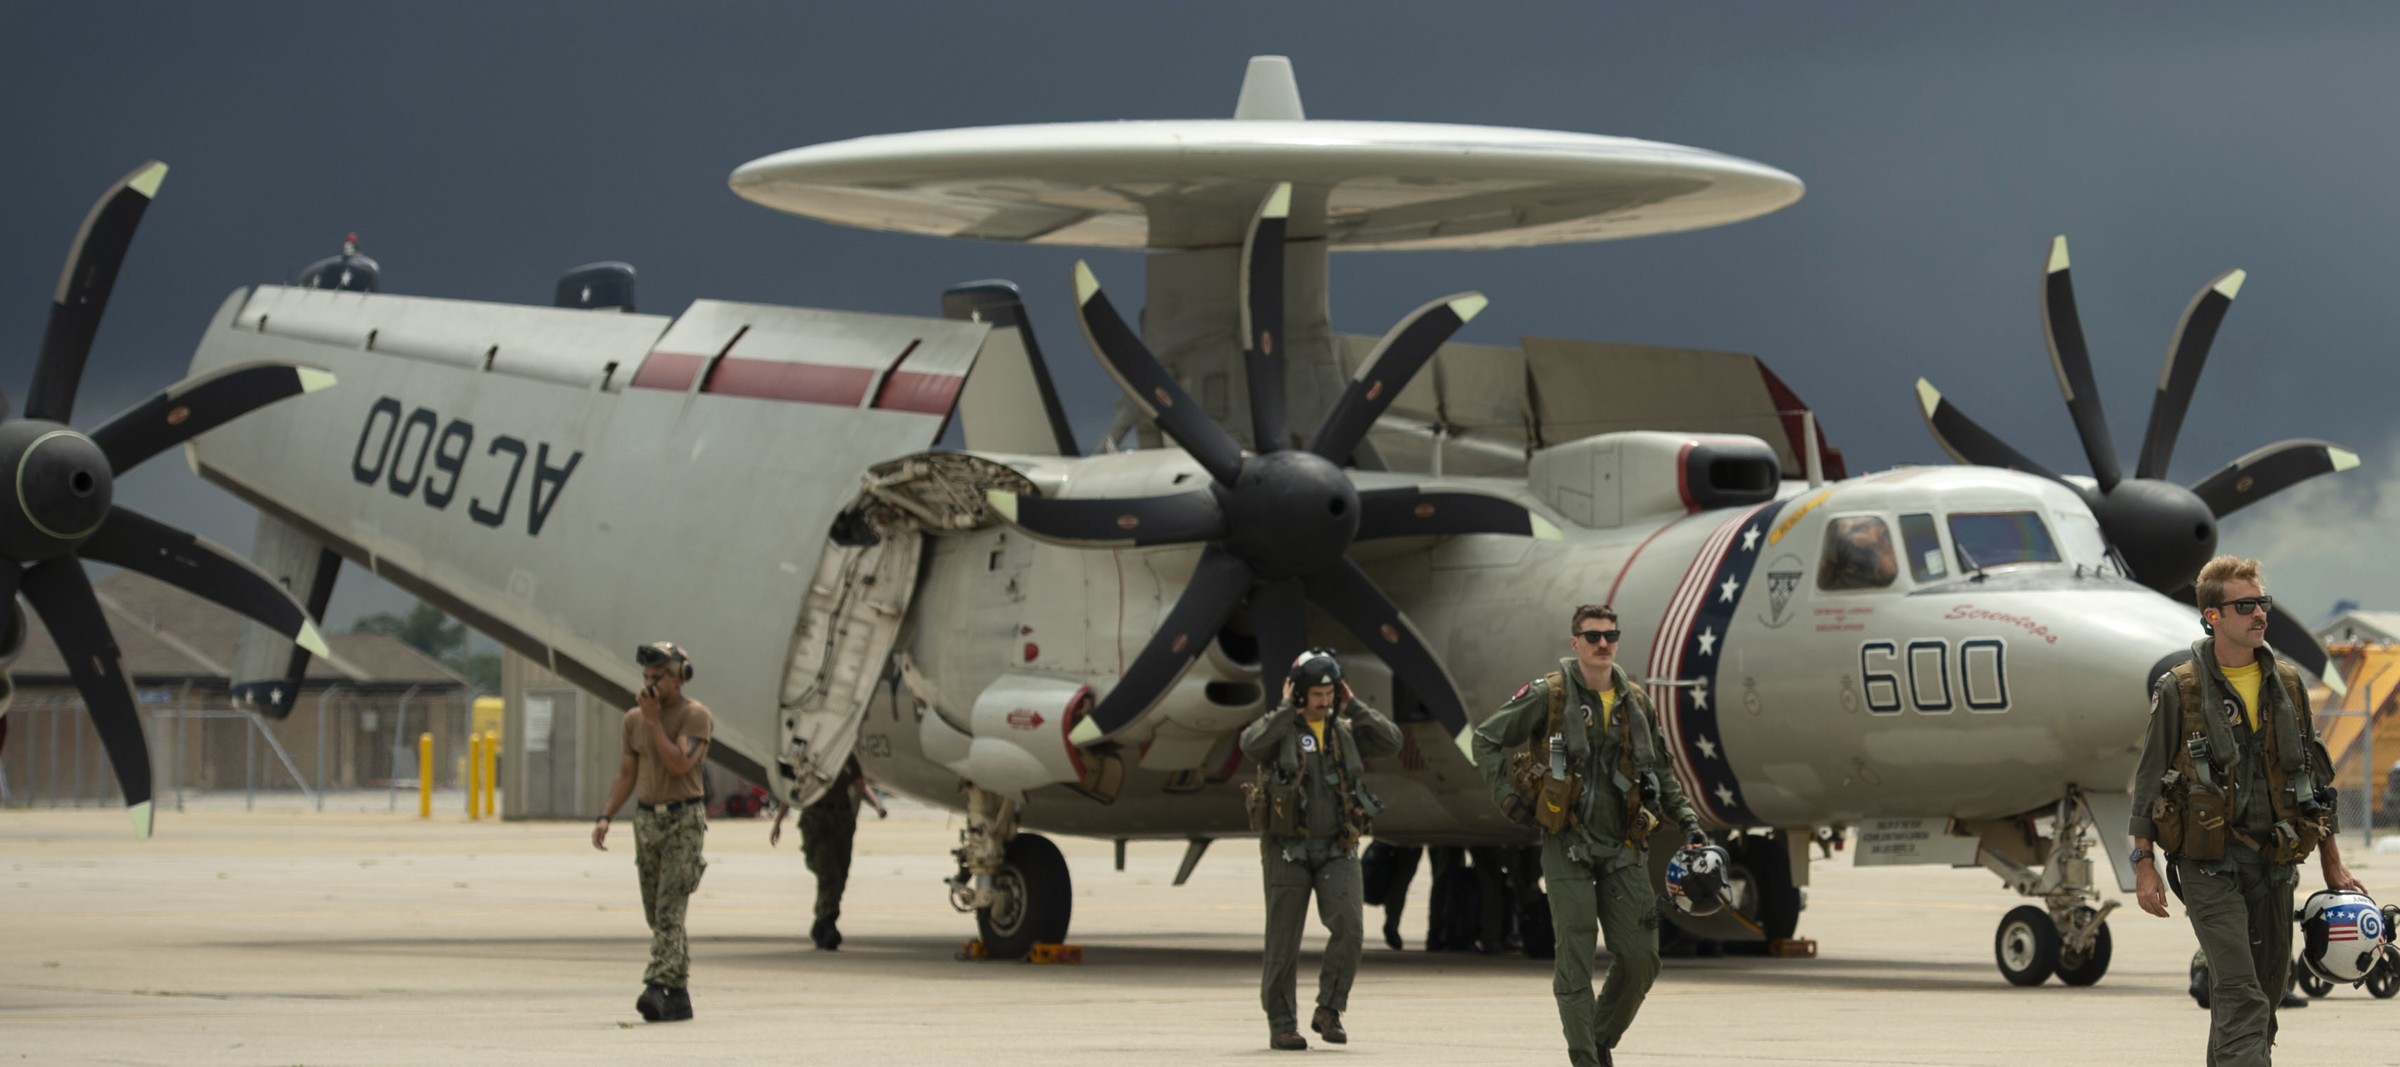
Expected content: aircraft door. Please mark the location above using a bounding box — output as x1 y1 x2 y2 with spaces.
776 528 923 807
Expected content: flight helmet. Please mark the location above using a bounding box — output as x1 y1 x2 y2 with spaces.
1664 843 1734 918
2297 889 2392 985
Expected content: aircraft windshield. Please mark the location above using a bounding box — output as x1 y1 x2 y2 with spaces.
1948 511 2060 571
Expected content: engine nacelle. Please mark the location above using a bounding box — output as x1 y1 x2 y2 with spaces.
921 673 1101 801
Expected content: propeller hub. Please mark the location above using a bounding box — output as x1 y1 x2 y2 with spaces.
1223 450 1359 577
2085 477 2216 594
0 421 115 561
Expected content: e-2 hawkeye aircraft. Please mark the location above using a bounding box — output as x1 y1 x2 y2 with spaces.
18 58 2360 987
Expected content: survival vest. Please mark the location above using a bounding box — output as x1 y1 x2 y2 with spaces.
2149 652 2329 866
1242 709 1378 850
1506 668 1665 846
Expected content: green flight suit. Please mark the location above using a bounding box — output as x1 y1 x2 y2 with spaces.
1239 698 1404 1036
2129 640 2337 1067
801 760 863 925
1475 658 1700 1067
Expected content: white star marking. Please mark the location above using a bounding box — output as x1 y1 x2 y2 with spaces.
1696 627 1718 656
1714 783 1737 808
1740 526 1760 551
1691 681 1711 711
1719 574 1742 602
1696 735 1719 760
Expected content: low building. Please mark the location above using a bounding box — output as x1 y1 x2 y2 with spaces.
2 571 470 808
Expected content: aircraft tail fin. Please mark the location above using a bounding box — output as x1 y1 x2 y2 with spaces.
944 281 1079 456
229 513 343 719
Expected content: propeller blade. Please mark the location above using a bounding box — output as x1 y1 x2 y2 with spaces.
88 361 337 474
2040 237 2124 492
2134 269 2245 480
1303 556 1469 737
1355 487 1564 542
1308 292 1486 464
1915 380 2065 481
25 161 169 424
2266 601 2345 697
984 489 1225 547
1241 183 1293 452
2187 439 2361 520
1250 575 1308 700
1069 545 1255 745
79 505 331 658
18 558 153 837
1071 261 1246 486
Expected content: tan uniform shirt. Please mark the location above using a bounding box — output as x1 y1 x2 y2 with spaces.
622 699 714 805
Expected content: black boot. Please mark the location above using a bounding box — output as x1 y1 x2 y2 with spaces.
635 982 667 1021
660 985 693 1022
1382 916 1403 951
822 919 843 951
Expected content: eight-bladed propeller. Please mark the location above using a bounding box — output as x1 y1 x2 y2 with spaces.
1 162 339 837
1916 237 2358 684
986 183 1561 745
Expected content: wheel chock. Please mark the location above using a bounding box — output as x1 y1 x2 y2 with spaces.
1768 938 1818 958
956 940 992 961
1029 943 1084 964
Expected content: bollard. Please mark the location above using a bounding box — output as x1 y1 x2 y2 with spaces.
466 733 482 821
418 733 433 819
482 731 499 818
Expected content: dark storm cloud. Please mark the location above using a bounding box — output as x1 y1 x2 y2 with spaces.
6 2 2396 624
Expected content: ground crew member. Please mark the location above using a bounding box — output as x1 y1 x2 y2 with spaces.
1239 649 1403 1051
2130 557 2364 1065
591 641 713 1023
770 754 886 950
1475 603 1704 1067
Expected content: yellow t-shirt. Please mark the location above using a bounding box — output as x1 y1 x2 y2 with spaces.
2222 660 2263 733
1305 718 1327 754
1597 688 1618 730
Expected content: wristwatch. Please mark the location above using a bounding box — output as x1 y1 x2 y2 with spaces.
2127 847 2151 865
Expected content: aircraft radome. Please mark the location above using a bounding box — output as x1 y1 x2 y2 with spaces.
34 57 2361 987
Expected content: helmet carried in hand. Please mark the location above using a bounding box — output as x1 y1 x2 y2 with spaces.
1665 843 1735 918
2297 889 2392 986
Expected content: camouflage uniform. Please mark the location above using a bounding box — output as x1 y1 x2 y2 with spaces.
634 803 709 986
1475 659 1700 1067
1239 698 1404 1040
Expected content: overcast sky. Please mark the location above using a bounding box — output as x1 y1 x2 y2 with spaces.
5 2 2396 630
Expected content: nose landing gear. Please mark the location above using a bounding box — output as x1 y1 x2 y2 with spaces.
1976 788 2117 987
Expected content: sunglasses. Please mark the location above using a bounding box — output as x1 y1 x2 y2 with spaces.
1575 629 1623 645
2215 596 2274 617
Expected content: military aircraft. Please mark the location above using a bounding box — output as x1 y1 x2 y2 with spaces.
19 58 2360 987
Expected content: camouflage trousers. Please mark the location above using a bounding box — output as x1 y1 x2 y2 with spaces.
635 804 708 986
799 803 856 922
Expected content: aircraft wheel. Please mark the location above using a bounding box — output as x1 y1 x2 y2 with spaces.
976 833 1071 959
2296 957 2334 998
2368 958 2400 999
2053 914 2112 986
1995 905 2059 986
1722 831 1802 948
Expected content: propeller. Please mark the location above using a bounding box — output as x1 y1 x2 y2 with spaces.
986 183 1560 745
2 162 338 837
1915 237 2358 683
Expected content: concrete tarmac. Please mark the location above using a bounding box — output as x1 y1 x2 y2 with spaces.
4 800 2395 1066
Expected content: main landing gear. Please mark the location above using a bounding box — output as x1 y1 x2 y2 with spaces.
946 786 1073 959
1975 789 2115 987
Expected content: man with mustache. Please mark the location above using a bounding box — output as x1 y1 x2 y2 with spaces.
2129 556 2365 1065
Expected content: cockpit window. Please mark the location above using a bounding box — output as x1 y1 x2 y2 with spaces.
1899 512 1947 583
1818 516 1897 590
1949 511 2061 571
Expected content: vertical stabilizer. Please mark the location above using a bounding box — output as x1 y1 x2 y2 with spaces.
1232 56 1304 121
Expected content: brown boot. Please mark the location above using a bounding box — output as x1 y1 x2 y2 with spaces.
1311 1006 1347 1044
1270 1031 1308 1051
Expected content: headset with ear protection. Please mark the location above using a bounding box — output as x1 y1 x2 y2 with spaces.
637 641 694 681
